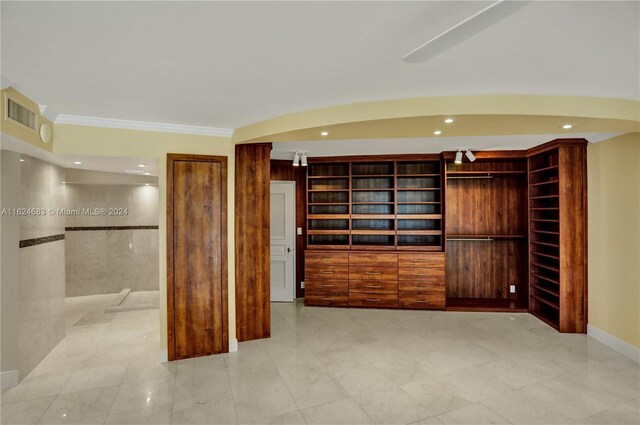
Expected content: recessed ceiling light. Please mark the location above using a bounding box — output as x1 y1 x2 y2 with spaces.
61 181 66 184
144 172 151 175
320 131 329 136
434 130 442 135
73 161 82 165
19 159 24 162
562 124 573 129
144 183 150 186
444 118 454 124
138 164 146 168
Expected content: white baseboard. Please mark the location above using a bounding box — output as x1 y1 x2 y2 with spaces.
159 349 168 363
1 370 19 390
587 324 640 363
229 338 238 353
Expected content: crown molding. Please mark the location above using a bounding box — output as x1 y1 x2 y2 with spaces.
55 114 234 138
38 105 59 122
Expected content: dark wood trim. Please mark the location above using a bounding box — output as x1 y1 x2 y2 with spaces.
308 153 441 163
441 150 527 160
526 138 588 157
235 143 272 342
167 153 229 360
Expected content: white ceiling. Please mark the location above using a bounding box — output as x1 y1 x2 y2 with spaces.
1 133 159 176
270 132 621 159
2 1 638 129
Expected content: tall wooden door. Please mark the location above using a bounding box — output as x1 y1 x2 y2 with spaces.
167 154 228 360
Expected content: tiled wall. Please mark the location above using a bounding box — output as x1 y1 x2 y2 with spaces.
64 184 159 296
12 153 66 378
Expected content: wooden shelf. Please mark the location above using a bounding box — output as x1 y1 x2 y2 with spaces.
532 250 559 260
447 234 526 239
397 173 441 177
351 214 394 219
308 202 349 206
352 188 394 191
397 230 442 236
531 283 559 297
529 164 559 174
307 230 350 235
529 180 559 187
308 214 350 219
397 214 442 219
397 201 441 205
530 208 559 211
531 229 559 235
531 294 559 310
352 174 394 178
531 272 559 285
531 219 559 223
351 230 395 235
308 189 349 192
531 240 560 248
308 175 349 179
532 262 560 273
530 195 559 200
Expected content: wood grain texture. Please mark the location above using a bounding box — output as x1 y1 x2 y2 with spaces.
236 144 271 342
445 240 527 299
167 154 228 360
446 175 527 236
558 145 587 333
270 160 307 298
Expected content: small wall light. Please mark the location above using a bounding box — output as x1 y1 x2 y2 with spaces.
454 150 463 164
465 149 476 162
293 152 300 166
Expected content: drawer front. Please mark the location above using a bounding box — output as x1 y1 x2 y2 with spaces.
305 280 348 294
349 279 398 294
398 291 445 310
305 265 349 280
398 279 444 292
398 267 444 282
349 253 397 268
349 292 398 309
305 292 348 307
306 252 349 266
349 266 398 281
398 253 445 268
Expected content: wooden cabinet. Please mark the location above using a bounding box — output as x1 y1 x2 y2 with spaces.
398 253 445 309
304 252 349 307
304 251 444 310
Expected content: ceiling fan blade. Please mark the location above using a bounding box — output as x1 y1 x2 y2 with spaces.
403 0 532 63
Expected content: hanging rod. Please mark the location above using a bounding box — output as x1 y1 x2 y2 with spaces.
447 176 494 180
447 237 494 241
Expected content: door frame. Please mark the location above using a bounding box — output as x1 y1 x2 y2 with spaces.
270 180 297 302
167 153 228 360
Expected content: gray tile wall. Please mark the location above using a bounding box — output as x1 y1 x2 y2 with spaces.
14 154 67 379
64 184 159 296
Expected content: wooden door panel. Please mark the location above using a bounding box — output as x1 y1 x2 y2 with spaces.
168 154 228 360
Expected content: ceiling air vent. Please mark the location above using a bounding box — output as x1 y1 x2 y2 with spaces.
6 97 37 130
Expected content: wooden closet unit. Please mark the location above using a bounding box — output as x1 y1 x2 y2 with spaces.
302 142 587 331
527 140 587 332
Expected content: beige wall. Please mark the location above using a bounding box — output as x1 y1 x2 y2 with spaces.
588 132 640 348
53 124 236 352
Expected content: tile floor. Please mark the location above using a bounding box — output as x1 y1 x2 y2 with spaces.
2 299 639 424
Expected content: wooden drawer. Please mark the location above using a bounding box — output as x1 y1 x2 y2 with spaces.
349 280 398 294
305 280 348 294
398 279 444 292
305 265 349 280
349 292 398 309
349 253 397 268
398 253 445 268
398 290 445 310
305 292 348 307
306 252 349 266
398 267 444 282
349 266 398 281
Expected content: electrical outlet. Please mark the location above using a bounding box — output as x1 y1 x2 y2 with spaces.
509 285 516 294
301 281 305 289
297 227 303 235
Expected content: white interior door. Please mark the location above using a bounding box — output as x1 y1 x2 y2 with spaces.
270 181 296 302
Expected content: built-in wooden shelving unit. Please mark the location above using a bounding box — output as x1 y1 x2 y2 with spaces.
527 140 587 332
306 158 444 251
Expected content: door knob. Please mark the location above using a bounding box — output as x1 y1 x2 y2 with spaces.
287 247 293 252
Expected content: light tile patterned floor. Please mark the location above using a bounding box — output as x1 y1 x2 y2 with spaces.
2 298 639 424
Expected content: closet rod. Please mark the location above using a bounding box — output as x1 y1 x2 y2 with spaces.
447 176 493 180
446 237 493 241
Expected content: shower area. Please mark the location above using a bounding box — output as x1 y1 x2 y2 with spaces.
63 168 160 324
